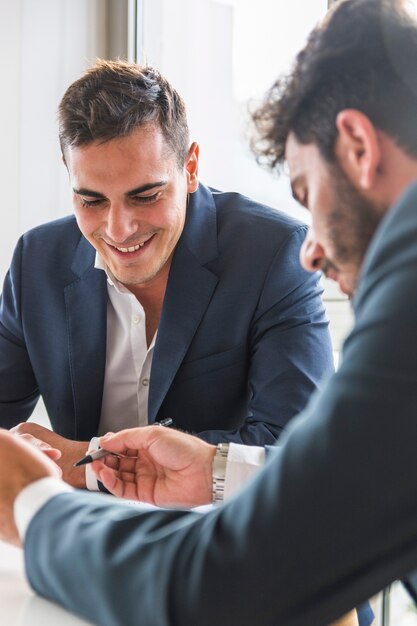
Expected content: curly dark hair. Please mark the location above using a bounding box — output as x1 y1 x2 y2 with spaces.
251 0 417 170
59 60 190 168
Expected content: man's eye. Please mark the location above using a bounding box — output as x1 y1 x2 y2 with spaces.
80 198 103 208
133 192 161 204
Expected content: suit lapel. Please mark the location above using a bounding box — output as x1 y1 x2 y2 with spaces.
64 236 107 440
148 185 219 422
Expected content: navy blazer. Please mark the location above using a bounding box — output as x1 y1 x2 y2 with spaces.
22 173 417 626
0 183 333 444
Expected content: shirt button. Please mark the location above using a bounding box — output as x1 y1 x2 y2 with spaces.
142 378 149 386
132 315 140 325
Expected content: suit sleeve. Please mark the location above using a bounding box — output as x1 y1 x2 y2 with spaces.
23 196 417 625
0 236 39 426
198 226 334 445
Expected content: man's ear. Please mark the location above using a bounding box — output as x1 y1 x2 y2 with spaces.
186 142 199 193
335 110 381 190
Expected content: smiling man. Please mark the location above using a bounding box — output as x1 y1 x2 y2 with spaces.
0 60 332 487
66 124 197 344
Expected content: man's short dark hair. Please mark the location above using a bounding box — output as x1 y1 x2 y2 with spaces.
58 60 190 167
251 0 417 169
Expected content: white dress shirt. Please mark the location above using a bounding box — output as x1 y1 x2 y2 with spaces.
95 253 156 435
14 444 266 541
85 255 156 490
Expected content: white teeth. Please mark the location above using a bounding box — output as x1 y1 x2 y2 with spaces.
115 242 145 253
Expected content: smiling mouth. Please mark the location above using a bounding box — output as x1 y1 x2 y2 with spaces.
115 242 145 253
108 233 156 254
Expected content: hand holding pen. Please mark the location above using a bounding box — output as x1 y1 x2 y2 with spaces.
73 418 174 467
75 423 216 508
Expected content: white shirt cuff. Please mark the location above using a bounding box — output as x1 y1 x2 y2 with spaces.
14 477 74 541
85 437 101 491
224 443 265 501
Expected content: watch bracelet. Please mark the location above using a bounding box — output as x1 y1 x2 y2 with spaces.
212 442 229 504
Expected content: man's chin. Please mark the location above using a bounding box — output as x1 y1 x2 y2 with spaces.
327 273 354 298
339 277 357 298
339 283 353 297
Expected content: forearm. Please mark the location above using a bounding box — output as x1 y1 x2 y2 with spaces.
197 421 280 445
23 464 385 626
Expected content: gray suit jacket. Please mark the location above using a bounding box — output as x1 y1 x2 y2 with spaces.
24 178 417 626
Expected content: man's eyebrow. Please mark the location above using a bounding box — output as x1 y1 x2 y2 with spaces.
73 181 168 198
126 181 167 196
73 188 104 198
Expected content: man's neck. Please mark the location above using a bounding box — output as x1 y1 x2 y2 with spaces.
125 264 171 347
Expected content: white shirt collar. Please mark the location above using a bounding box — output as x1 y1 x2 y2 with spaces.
94 252 131 295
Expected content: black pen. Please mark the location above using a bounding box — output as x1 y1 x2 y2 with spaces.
73 418 174 467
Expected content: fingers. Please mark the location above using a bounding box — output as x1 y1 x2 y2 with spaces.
89 454 137 472
91 457 137 477
0 430 61 478
13 432 62 461
101 455 120 470
42 448 63 462
99 426 155 455
93 464 118 494
93 463 138 500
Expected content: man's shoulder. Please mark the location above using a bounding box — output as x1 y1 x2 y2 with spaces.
22 215 79 242
20 215 87 258
17 215 93 276
184 184 307 266
209 187 306 236
205 187 307 259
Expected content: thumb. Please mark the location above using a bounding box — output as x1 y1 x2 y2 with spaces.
100 426 154 453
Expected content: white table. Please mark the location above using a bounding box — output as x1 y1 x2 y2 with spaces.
0 540 93 625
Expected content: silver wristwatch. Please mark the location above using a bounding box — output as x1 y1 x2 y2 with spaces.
212 443 229 504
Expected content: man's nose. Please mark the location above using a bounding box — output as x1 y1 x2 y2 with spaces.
300 230 325 273
107 205 137 242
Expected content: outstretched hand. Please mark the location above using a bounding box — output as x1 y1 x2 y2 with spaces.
0 429 61 546
92 426 216 508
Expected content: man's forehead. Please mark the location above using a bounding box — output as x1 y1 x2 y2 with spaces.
285 134 323 181
285 133 307 182
65 123 168 158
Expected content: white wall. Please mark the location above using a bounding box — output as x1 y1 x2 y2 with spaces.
0 0 23 281
0 0 128 281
